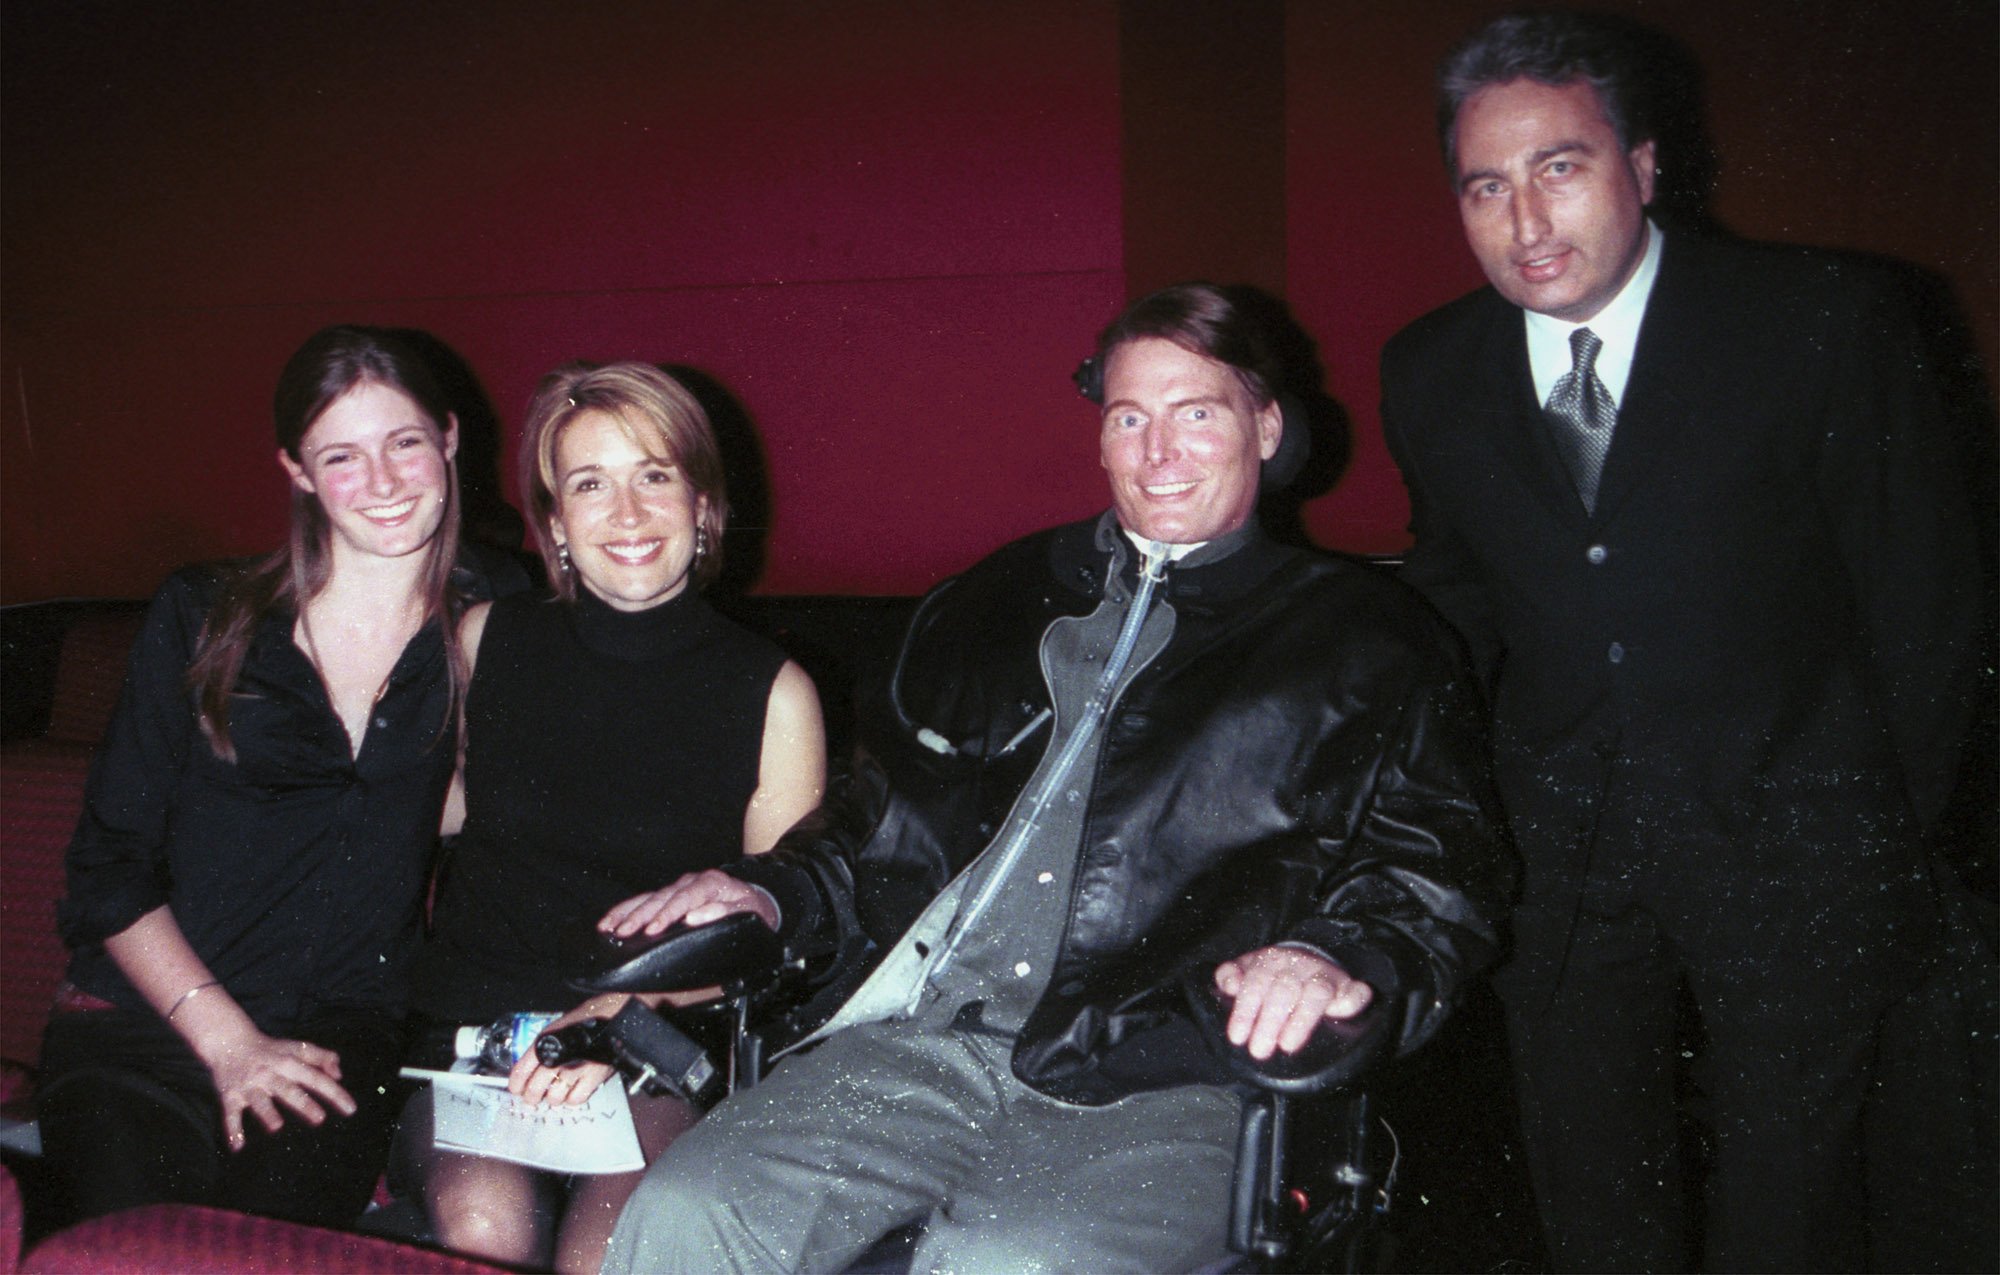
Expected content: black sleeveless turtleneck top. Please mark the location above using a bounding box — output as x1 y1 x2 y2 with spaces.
413 587 786 1022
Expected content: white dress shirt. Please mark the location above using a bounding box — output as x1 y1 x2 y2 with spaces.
1525 220 1664 408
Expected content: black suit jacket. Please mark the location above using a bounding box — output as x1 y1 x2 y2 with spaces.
1381 232 1983 992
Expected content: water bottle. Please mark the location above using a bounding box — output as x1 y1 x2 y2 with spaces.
454 1011 561 1072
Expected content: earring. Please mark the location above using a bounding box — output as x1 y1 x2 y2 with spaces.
693 525 709 568
557 544 573 574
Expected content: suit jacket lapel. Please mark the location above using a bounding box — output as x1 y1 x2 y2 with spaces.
1477 306 1593 530
1594 235 1700 521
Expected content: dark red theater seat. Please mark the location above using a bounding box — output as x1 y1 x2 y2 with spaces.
20 1203 504 1275
40 613 143 748
0 605 146 1078
1 1159 22 1274
0 747 91 1072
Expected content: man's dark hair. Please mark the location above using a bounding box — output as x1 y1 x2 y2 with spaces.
1088 282 1283 408
1436 10 1653 178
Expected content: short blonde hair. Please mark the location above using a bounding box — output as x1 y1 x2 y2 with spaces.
518 362 728 597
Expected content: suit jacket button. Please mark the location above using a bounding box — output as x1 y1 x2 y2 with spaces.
1586 544 1608 565
1607 642 1626 664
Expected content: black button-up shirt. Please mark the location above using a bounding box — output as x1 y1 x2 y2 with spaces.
59 564 457 1033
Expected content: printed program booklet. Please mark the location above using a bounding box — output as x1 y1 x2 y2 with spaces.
400 1062 644 1175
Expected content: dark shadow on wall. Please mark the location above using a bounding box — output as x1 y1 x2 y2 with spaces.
665 365 772 599
1618 16 1719 236
1218 286 1352 551
391 328 540 591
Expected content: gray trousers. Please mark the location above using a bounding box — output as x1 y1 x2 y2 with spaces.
602 1017 1242 1274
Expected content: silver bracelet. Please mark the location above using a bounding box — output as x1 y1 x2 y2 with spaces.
165 979 221 1022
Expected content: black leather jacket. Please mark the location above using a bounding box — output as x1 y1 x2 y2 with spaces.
734 516 1514 1104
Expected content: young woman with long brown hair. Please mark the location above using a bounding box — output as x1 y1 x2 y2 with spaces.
39 325 476 1228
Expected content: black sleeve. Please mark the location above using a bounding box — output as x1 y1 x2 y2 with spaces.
1380 339 1507 689
726 570 981 976
729 732 897 981
1017 603 1517 1103
1282 651 1514 1056
1814 273 1986 835
56 570 212 948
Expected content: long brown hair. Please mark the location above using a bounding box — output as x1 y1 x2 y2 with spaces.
188 326 468 760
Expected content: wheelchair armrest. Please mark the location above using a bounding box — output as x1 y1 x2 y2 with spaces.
568 911 785 996
1183 970 1399 1096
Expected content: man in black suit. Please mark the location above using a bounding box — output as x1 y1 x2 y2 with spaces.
1379 12 1985 1271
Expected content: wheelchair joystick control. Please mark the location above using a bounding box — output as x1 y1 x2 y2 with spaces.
524 999 725 1106
534 1018 615 1068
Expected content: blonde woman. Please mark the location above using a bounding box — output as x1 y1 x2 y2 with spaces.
402 362 825 1273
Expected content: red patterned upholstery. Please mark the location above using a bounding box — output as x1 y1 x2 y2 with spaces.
0 1061 33 1110
20 1205 504 1274
1 1161 23 1274
0 746 92 1070
0 608 140 1075
41 613 142 746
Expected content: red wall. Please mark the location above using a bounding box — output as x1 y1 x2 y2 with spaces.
3 1 1994 601
1 1 1125 600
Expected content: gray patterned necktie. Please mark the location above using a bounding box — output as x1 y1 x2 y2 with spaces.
1544 326 1616 511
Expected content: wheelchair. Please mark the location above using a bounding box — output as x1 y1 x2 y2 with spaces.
561 913 1403 1274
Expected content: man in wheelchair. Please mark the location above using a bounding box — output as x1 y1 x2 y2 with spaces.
600 283 1514 1274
